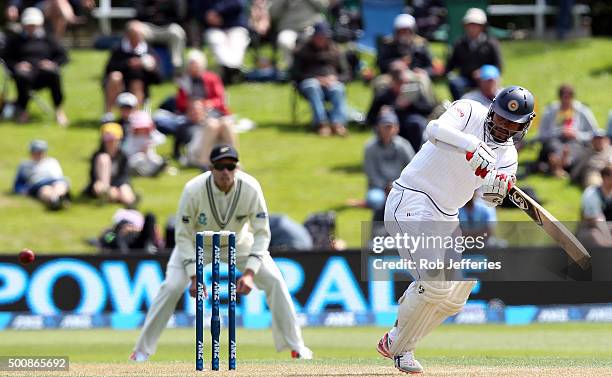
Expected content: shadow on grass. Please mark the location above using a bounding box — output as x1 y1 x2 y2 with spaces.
330 163 363 174
255 120 313 134
70 118 103 129
590 65 612 76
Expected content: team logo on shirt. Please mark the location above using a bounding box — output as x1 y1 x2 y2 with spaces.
507 100 519 112
198 213 207 225
454 107 465 117
256 212 267 219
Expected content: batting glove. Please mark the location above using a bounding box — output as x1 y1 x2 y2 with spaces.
482 171 515 206
466 142 497 178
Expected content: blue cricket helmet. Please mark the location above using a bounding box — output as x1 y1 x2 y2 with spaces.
491 86 535 123
486 86 536 144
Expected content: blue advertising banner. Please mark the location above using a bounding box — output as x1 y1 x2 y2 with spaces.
1 251 611 330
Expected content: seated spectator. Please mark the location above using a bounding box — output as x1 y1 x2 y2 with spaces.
176 50 230 117
6 0 94 40
115 92 139 135
83 123 137 207
4 7 69 125
461 64 501 107
576 165 612 247
13 139 70 210
198 0 250 84
411 0 445 41
366 60 435 152
135 0 187 73
292 22 348 136
363 110 414 218
537 84 598 178
570 130 612 188
122 111 167 177
183 101 237 167
269 214 314 251
266 0 328 69
98 209 163 254
376 14 433 77
445 8 502 100
102 20 161 119
459 192 497 244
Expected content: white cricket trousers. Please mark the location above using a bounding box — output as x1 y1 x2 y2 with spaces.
383 185 474 354
141 22 187 69
204 27 250 69
134 254 305 355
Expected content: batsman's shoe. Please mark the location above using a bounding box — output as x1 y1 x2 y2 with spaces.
376 332 393 359
129 351 149 362
291 346 313 360
394 351 423 374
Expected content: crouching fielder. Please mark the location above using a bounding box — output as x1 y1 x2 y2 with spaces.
131 145 312 361
377 86 536 373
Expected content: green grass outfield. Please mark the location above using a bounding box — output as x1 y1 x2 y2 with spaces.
2 39 612 253
1 324 612 376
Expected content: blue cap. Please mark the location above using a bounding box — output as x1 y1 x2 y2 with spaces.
313 22 332 37
378 110 399 126
29 139 48 153
480 65 500 80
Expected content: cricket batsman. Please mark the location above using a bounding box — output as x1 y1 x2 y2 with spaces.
130 145 312 361
376 86 536 373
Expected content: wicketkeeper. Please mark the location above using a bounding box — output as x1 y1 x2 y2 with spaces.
131 145 312 361
377 86 536 373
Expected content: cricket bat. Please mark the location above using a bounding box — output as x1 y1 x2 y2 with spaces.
429 133 592 270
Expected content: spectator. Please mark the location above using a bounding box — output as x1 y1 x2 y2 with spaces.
13 139 70 210
577 165 612 247
267 0 328 68
411 0 445 41
461 64 501 107
445 8 502 100
538 84 599 178
570 130 612 188
135 0 187 73
102 20 161 119
83 123 137 207
363 110 415 215
458 192 496 243
199 0 250 84
115 92 139 135
269 214 314 251
376 14 433 77
122 111 167 177
366 60 435 152
292 22 348 136
98 209 163 254
182 100 237 167
176 50 230 117
6 0 94 40
4 7 69 126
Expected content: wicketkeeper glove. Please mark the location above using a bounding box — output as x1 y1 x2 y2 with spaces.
482 170 515 206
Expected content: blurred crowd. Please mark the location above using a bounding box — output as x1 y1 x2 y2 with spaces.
4 0 611 251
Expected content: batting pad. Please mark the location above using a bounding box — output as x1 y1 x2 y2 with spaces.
390 280 476 355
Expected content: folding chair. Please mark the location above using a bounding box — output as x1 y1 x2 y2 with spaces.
0 57 55 118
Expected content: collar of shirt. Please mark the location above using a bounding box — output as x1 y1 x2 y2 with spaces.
121 38 148 55
211 179 237 197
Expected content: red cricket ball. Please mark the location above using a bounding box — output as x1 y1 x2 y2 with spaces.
19 248 35 264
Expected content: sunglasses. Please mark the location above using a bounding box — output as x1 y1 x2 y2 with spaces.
213 163 237 171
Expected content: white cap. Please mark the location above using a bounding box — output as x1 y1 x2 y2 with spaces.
186 49 207 69
116 92 138 108
21 7 44 26
394 14 416 31
463 8 487 25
